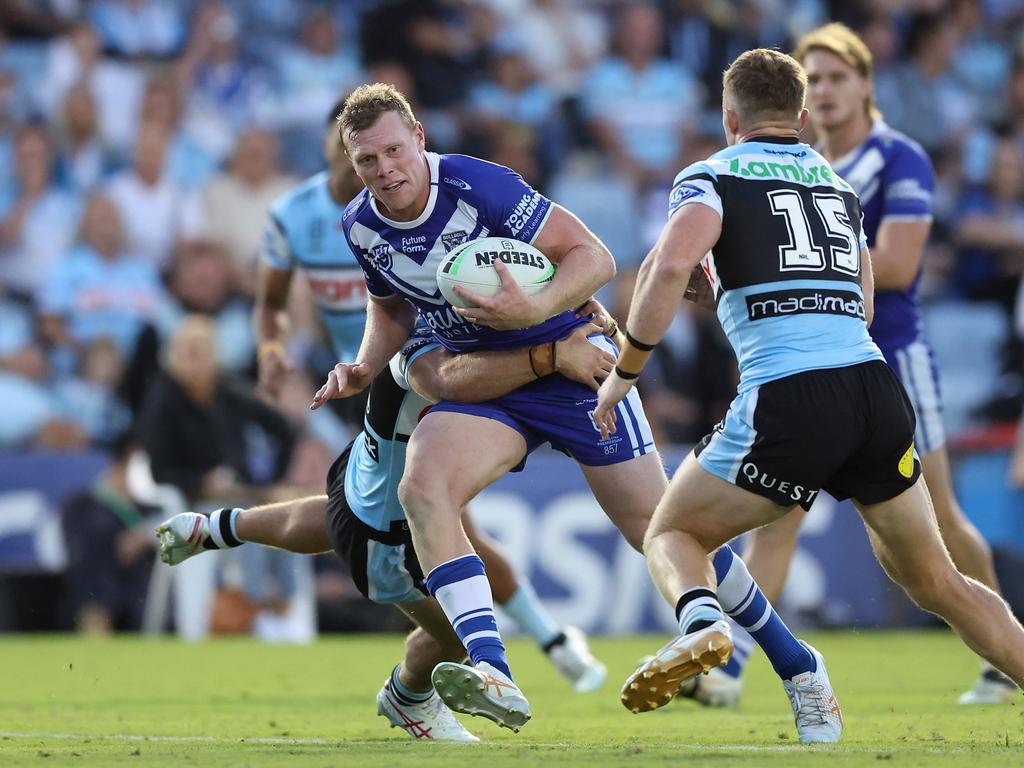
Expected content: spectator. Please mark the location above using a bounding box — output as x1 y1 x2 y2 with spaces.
38 193 165 357
53 81 120 193
105 120 205 270
38 21 145 156
138 74 219 190
140 315 294 505
86 0 187 59
60 432 158 634
581 2 700 188
0 287 57 447
0 123 82 297
54 337 132 445
201 128 294 286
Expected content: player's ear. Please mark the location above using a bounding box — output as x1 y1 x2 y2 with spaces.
798 108 809 133
414 121 425 151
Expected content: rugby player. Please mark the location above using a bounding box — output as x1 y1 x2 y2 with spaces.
593 47 1023 733
157 321 616 742
255 100 607 693
713 23 1017 708
312 83 841 739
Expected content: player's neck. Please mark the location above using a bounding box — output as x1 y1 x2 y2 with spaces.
737 124 800 144
818 114 873 163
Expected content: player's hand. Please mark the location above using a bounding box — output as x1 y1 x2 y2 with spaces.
575 297 623 346
452 260 545 330
310 362 373 410
683 264 715 308
257 343 294 399
593 371 635 440
555 323 615 391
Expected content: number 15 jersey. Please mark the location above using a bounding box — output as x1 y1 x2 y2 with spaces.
671 136 883 393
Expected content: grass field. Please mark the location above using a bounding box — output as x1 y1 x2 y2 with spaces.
1 631 1020 766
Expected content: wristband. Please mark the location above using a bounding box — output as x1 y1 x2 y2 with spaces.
615 366 640 380
258 340 286 360
529 342 556 378
617 330 655 376
625 330 656 351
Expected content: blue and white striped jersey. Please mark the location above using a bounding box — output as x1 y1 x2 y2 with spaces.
830 121 934 354
262 171 367 361
669 137 883 392
343 152 587 352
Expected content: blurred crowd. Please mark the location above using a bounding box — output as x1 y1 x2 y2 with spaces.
3 0 1024 629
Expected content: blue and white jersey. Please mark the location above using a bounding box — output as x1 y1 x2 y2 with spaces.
830 122 934 355
344 332 436 531
343 152 587 352
670 137 883 393
262 171 367 361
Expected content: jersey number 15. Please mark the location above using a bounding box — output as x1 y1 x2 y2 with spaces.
768 189 859 276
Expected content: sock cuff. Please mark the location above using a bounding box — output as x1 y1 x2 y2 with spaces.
389 664 432 705
208 508 243 549
541 631 567 654
425 554 485 596
674 587 718 622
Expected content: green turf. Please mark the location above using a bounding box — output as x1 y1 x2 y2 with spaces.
1 631 1020 766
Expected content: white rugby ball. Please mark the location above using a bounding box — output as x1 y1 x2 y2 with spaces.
436 237 555 308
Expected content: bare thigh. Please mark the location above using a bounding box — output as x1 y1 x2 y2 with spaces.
648 452 794 551
580 452 668 552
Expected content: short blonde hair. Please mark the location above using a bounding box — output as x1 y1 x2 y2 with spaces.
793 23 880 121
338 83 417 144
723 48 807 123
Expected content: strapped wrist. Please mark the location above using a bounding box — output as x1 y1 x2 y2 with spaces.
258 339 286 360
529 342 556 378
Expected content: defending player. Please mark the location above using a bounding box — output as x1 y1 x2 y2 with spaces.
312 83 841 740
255 100 608 693
721 23 1016 707
158 322 615 742
594 48 1023 730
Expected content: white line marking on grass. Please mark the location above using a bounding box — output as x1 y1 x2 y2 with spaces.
0 733 999 754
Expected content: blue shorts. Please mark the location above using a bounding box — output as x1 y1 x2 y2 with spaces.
430 335 656 467
881 339 945 454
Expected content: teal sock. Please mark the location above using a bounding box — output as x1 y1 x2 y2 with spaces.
388 665 432 705
499 583 561 648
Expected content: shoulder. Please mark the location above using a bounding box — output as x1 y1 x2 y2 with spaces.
875 125 934 177
438 153 521 191
270 172 327 223
341 188 374 232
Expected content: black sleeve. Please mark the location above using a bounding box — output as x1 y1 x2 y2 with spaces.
220 377 297 483
138 377 208 498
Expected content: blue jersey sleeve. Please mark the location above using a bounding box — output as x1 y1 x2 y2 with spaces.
342 193 397 299
450 155 553 244
881 140 934 222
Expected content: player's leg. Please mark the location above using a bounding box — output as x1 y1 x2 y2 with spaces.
376 598 479 742
156 497 331 565
856 480 1024 688
398 410 531 730
464 511 607 692
921 446 1018 702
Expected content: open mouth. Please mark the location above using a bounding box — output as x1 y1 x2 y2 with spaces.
382 181 404 193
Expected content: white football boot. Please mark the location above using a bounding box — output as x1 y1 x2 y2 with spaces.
155 512 210 565
783 642 842 743
431 661 531 732
958 663 1018 704
376 679 479 742
548 626 608 692
677 665 743 707
621 619 734 713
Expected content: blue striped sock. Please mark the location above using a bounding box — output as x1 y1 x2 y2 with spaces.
425 554 512 679
713 546 815 680
719 619 755 679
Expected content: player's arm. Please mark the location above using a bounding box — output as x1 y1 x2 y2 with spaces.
870 218 930 290
592 203 722 438
254 262 295 396
860 245 875 327
310 294 417 409
452 205 616 331
407 321 615 403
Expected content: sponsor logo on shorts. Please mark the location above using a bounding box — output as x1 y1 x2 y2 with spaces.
740 462 818 506
746 288 865 321
898 442 915 478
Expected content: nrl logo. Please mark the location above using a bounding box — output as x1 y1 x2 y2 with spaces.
441 230 469 252
369 243 392 271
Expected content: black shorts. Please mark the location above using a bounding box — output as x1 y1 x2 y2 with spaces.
694 360 921 510
324 443 427 604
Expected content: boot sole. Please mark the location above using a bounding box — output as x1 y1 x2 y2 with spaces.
432 663 531 733
621 630 733 713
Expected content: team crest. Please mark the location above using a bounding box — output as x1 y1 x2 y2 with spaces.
369 243 392 271
441 230 469 252
670 183 704 206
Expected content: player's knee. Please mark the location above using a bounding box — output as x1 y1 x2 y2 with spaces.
398 471 444 518
903 565 965 615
